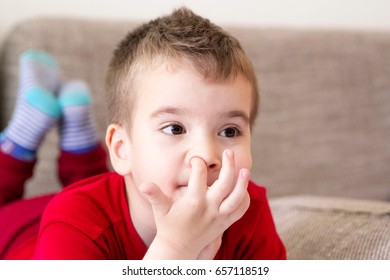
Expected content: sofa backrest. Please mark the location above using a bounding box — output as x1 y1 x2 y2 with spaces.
1 18 389 201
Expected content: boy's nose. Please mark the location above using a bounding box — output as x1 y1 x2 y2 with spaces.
185 143 221 171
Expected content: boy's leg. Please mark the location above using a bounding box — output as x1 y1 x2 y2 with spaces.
0 50 61 205
58 145 109 187
57 81 108 187
0 152 35 206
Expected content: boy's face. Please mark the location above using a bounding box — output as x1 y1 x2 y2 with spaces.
126 64 253 197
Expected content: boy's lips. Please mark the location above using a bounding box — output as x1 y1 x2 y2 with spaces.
176 171 219 189
176 175 218 189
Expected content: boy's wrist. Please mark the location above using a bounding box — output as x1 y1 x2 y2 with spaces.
144 235 199 260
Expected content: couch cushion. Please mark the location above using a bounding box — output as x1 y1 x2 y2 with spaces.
270 195 390 259
237 28 390 201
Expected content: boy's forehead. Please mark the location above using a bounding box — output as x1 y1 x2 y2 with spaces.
135 65 250 108
139 65 248 93
129 59 253 112
134 59 248 88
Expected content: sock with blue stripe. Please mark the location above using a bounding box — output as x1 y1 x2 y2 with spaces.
58 80 99 154
0 50 61 161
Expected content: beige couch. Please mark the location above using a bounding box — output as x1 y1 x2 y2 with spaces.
1 17 389 259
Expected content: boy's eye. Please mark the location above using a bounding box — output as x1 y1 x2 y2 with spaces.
162 124 185 135
219 127 240 138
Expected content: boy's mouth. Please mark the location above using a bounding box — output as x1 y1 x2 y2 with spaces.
174 183 213 198
177 182 213 190
176 175 218 191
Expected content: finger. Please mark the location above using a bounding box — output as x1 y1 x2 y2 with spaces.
227 191 250 224
187 157 208 197
208 149 235 202
139 182 171 215
219 168 250 216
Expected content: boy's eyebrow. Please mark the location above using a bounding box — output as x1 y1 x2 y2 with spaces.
150 106 185 119
224 110 250 124
150 107 250 124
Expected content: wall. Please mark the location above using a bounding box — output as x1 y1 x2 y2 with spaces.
1 0 390 47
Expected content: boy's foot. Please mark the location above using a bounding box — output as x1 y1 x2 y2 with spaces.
0 50 61 161
58 80 99 154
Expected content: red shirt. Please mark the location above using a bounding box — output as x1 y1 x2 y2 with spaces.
34 172 286 260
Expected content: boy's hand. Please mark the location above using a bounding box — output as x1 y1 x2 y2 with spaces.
197 234 223 260
141 149 250 259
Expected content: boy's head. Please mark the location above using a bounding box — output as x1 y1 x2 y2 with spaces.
106 7 259 131
105 7 256 203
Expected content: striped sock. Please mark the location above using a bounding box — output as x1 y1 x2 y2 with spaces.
58 81 99 154
0 50 61 161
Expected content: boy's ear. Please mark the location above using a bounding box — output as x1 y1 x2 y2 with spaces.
105 124 132 175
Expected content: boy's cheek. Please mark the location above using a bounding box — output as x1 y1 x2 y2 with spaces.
230 153 252 182
236 147 252 169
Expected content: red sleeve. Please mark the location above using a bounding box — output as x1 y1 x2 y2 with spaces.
33 174 115 260
34 222 106 260
33 173 135 260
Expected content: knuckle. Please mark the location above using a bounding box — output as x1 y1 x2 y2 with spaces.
187 197 204 210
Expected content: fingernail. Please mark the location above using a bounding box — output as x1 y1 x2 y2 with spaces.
189 157 197 167
190 156 205 167
240 169 250 179
225 149 233 159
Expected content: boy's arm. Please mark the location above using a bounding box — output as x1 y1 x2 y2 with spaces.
141 150 250 260
34 223 106 260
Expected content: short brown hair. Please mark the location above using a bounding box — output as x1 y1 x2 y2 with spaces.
106 7 259 130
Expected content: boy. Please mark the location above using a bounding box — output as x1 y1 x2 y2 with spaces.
34 8 286 259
